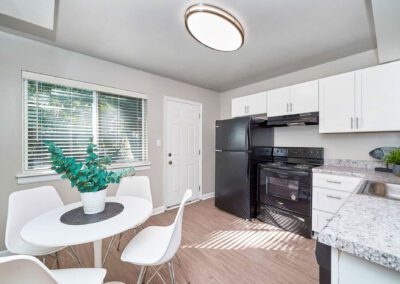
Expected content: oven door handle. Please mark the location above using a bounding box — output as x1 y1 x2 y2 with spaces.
262 167 310 177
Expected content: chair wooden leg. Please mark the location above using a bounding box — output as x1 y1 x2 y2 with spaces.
67 246 84 268
55 251 60 269
137 266 148 284
168 261 176 284
117 233 123 251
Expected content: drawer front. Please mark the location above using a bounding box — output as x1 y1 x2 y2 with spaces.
312 210 333 233
312 187 349 213
313 173 362 192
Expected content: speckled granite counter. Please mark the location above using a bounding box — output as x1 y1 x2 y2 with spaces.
314 165 400 271
314 165 400 184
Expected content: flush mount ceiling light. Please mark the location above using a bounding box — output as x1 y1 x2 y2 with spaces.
185 4 244 51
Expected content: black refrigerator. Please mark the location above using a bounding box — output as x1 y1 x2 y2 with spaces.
215 116 274 219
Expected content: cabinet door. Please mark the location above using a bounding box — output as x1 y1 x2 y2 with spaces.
357 61 400 132
231 96 248 117
319 72 356 133
267 86 291 117
247 92 267 115
290 80 319 114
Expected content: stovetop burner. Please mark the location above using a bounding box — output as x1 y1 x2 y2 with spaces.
260 147 324 172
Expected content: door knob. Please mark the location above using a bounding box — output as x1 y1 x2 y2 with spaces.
168 161 173 165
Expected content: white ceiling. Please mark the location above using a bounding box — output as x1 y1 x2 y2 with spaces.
0 0 376 92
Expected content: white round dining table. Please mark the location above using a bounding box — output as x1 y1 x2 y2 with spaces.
21 196 152 268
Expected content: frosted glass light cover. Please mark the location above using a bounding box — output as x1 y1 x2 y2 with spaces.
185 4 244 51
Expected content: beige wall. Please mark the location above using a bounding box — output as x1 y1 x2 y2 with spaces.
220 49 400 161
0 31 219 250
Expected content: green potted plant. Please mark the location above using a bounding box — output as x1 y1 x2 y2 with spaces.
46 141 135 214
384 148 400 177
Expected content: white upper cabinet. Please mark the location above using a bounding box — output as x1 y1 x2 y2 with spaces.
319 60 400 133
356 61 400 132
231 96 248 117
290 80 319 114
247 92 267 115
231 92 267 117
267 80 319 117
267 86 291 117
319 72 356 133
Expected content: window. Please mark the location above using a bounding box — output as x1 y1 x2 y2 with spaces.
23 72 148 173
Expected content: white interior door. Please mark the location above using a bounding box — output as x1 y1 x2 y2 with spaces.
165 98 201 207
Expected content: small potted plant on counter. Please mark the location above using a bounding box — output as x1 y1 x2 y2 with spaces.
384 148 400 177
46 141 135 214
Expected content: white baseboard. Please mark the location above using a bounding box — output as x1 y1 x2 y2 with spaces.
201 192 215 200
153 192 214 215
152 206 166 216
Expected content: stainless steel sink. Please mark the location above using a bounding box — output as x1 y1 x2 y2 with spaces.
359 181 400 201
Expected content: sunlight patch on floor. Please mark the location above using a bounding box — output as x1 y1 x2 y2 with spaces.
182 229 314 251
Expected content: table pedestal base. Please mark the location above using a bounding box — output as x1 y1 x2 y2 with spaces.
93 240 102 268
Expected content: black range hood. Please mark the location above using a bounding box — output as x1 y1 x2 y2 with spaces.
267 112 319 127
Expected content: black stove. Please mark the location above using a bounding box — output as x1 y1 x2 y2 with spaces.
257 147 324 238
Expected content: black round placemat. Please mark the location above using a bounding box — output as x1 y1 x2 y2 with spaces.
60 202 124 225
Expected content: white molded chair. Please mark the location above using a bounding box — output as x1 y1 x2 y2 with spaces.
115 176 153 251
6 186 81 267
121 189 192 284
116 176 153 205
0 255 106 284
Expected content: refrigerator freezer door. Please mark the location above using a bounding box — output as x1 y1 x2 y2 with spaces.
215 151 251 219
216 117 250 151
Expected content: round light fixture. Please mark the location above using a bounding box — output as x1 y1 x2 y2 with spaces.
185 4 244 51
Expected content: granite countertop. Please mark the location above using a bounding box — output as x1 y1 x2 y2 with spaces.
314 165 400 271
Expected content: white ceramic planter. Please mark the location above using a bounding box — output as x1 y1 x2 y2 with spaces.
81 189 107 214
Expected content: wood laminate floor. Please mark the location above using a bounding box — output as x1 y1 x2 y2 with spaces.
52 198 318 284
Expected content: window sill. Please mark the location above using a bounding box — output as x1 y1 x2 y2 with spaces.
16 161 151 185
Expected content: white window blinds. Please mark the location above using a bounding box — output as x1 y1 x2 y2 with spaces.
24 76 148 172
97 92 148 164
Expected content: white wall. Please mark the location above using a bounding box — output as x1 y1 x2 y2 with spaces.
220 50 400 161
274 126 400 160
0 31 219 250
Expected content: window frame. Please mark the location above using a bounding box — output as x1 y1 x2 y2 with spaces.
20 71 150 180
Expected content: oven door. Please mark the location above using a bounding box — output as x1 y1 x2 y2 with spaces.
258 166 311 216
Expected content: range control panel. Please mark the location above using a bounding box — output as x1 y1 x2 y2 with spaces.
273 147 324 159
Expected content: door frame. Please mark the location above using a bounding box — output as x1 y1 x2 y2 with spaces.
163 96 203 208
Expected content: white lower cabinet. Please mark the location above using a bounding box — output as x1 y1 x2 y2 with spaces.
332 249 400 284
312 173 362 234
313 187 349 213
312 210 333 234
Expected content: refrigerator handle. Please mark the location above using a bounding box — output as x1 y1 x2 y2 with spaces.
246 123 251 150
247 159 250 178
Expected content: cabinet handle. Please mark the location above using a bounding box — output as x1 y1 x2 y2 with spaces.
290 103 293 112
356 117 359 129
326 180 342 184
286 103 289 113
326 195 342 200
350 117 354 129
